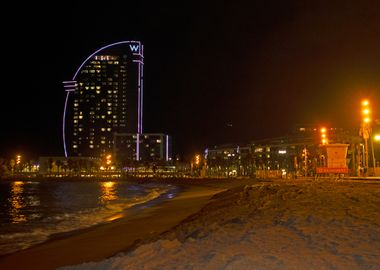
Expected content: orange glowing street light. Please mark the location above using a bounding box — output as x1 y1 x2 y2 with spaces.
375 134 380 141
195 154 200 165
363 117 371 123
359 98 375 175
16 155 21 165
320 127 328 145
362 108 370 115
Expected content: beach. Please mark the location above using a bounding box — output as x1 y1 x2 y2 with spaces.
0 178 252 270
1 178 380 269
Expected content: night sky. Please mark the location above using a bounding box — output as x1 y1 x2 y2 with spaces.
2 1 380 160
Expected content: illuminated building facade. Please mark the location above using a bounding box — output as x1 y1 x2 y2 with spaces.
113 133 172 165
205 126 359 178
63 41 144 158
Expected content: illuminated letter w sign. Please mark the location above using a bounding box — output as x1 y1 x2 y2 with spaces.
129 44 139 52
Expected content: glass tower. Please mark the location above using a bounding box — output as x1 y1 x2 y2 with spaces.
63 41 144 158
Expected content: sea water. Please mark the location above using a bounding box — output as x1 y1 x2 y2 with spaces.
0 180 177 255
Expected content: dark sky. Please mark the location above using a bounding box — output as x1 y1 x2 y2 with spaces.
2 1 380 160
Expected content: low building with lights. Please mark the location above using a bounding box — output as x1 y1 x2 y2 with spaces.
38 156 101 174
113 133 172 167
205 126 361 178
205 144 252 177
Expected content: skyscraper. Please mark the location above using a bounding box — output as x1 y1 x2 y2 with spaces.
63 41 144 158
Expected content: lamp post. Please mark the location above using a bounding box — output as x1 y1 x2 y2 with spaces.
320 127 328 145
16 155 21 173
359 99 372 176
374 134 380 168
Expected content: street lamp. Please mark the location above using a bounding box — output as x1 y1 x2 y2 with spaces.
195 154 200 165
359 99 373 176
374 134 380 168
320 127 328 145
16 155 21 165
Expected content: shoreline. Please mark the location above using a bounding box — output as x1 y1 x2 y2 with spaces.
61 179 380 270
0 178 254 269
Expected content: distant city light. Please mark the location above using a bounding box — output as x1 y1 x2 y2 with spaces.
375 135 380 141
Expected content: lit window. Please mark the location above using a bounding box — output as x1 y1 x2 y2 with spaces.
101 115 106 119
73 145 78 148
89 145 94 148
101 128 105 131
107 128 111 131
107 111 112 115
79 115 83 119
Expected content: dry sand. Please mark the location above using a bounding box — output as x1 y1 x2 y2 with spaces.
0 178 252 270
60 179 380 270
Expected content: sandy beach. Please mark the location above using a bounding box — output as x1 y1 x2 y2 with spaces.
61 179 380 270
0 178 252 270
1 178 380 270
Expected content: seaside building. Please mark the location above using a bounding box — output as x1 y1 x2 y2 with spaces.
63 41 144 158
62 41 173 166
113 133 172 166
205 126 361 178
205 144 252 177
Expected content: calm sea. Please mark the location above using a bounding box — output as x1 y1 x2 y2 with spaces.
0 180 177 255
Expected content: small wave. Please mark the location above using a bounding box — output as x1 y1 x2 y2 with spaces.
0 184 176 256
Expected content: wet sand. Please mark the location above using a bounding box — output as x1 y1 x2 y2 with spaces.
0 178 254 270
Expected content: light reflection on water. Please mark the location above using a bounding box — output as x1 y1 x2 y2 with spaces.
0 180 177 255
99 181 118 203
9 181 26 224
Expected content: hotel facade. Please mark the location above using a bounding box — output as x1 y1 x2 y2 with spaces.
63 41 171 164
